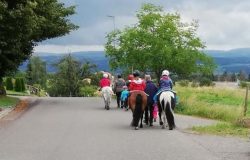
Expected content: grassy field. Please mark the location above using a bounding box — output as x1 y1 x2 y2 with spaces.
174 84 250 137
0 96 20 109
175 85 250 121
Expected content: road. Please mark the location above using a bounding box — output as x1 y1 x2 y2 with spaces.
0 97 249 160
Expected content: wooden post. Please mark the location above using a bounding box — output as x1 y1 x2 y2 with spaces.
243 85 249 117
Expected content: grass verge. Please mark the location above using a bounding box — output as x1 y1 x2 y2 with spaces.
7 90 30 96
0 96 20 109
175 84 250 137
192 122 250 138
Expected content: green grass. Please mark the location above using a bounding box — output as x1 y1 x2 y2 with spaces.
0 96 20 108
175 85 250 122
174 85 250 137
192 122 250 138
6 90 30 96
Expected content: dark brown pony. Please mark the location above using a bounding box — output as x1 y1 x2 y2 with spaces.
128 91 147 130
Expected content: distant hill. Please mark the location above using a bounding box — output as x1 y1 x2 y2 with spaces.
204 48 250 74
19 48 250 74
19 51 109 73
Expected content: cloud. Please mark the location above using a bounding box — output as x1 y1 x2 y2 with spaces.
43 0 250 51
34 44 104 53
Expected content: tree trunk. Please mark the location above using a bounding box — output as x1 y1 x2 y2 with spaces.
0 77 6 96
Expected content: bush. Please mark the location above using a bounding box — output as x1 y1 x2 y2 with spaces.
199 77 213 86
20 78 26 91
79 85 98 97
191 81 199 88
6 77 13 90
239 81 250 88
178 80 189 87
14 78 22 92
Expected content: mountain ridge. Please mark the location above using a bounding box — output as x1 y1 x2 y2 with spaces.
19 48 250 74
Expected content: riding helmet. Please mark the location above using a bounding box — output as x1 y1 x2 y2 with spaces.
133 70 140 77
162 70 169 76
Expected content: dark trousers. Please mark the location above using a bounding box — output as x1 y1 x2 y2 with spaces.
116 91 122 107
121 98 128 109
144 101 154 125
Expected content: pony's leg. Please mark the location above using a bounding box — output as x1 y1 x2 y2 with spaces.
140 113 143 128
159 110 163 125
165 102 175 130
162 110 166 129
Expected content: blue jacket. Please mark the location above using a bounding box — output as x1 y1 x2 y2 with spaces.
121 90 129 101
159 75 173 90
144 80 158 104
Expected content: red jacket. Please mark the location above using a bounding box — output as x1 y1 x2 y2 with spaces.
129 78 146 91
99 78 111 88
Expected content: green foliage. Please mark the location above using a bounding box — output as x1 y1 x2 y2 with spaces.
79 85 98 97
81 61 97 79
239 81 250 88
105 3 216 79
192 122 249 138
178 80 189 87
14 78 22 92
0 0 78 95
90 72 103 86
199 77 214 86
47 54 81 97
6 77 13 90
26 56 47 89
20 78 26 91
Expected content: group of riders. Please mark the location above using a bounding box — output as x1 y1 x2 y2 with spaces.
99 69 177 127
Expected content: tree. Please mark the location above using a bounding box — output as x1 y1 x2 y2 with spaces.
6 77 13 90
80 61 97 79
48 54 81 97
105 3 215 79
0 0 78 95
26 56 47 89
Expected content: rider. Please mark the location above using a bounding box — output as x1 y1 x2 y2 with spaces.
153 70 175 104
126 74 134 90
99 73 111 89
129 70 146 91
113 74 126 108
144 74 158 125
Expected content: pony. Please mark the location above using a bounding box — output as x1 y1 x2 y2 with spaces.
101 86 113 110
128 91 147 130
158 91 176 130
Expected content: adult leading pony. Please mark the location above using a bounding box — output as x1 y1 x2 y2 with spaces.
158 90 176 130
128 91 147 130
101 86 113 110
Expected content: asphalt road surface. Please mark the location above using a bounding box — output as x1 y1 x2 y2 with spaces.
0 97 249 160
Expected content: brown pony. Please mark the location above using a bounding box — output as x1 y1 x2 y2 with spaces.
128 91 147 130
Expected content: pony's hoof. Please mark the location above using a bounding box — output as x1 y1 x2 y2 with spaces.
140 125 143 128
149 123 153 127
169 127 173 130
160 122 163 125
135 127 139 130
162 126 166 129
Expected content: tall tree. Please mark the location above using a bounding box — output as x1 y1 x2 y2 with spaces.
26 56 47 88
80 61 97 79
0 0 78 95
105 3 215 79
48 54 81 97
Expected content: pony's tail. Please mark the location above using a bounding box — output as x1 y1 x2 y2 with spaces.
165 101 175 130
133 94 142 127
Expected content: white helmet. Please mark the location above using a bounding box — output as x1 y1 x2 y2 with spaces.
162 70 169 76
103 73 108 78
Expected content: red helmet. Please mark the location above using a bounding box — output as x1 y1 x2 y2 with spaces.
128 74 134 80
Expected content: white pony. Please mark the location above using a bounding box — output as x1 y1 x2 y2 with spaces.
101 86 113 110
158 91 176 130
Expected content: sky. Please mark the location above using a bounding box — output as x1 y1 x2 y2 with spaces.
34 0 250 53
